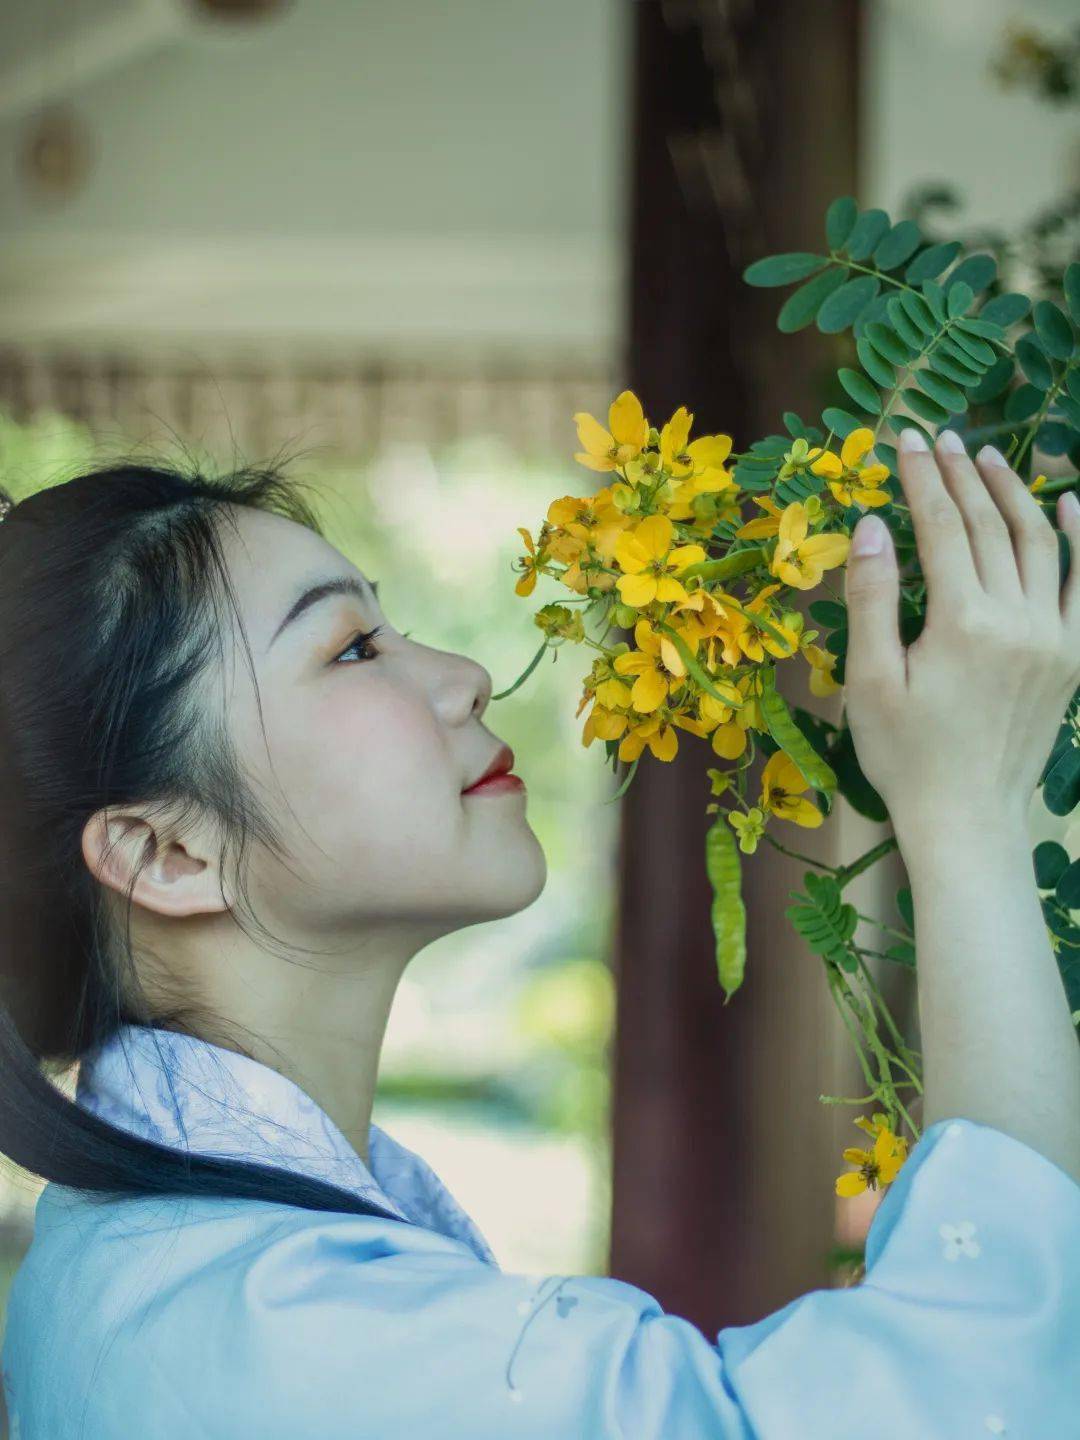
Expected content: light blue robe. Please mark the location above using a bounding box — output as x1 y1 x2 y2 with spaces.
2 1022 1077 1437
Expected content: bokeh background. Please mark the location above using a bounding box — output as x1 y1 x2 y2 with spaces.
0 0 1077 1403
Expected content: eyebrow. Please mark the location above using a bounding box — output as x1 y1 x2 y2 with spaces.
267 575 380 651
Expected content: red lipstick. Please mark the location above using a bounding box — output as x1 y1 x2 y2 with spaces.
462 744 525 797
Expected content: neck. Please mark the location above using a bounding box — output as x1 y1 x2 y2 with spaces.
137 916 444 1168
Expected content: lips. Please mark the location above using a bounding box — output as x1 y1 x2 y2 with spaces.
463 743 515 793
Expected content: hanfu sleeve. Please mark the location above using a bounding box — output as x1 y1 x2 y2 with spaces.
83 1116 1076 1439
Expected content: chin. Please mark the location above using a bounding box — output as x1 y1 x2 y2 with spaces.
473 828 548 919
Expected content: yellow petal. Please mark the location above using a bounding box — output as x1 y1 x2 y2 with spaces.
835 1172 868 1198
608 390 649 450
574 411 614 457
631 669 669 712
809 451 844 480
614 534 651 574
616 572 657 608
842 1147 872 1165
654 575 689 604
778 503 808 545
515 570 537 597
633 513 675 560
840 427 875 468
648 724 679 761
669 543 707 573
799 533 851 569
575 451 617 473
786 796 824 827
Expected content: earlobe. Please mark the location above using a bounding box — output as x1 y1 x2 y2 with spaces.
81 809 230 918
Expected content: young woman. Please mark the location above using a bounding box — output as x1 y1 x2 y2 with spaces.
0 428 1077 1437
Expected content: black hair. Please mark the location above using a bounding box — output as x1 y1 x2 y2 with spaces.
0 456 409 1224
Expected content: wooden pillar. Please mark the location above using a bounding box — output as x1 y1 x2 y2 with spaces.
609 0 863 1331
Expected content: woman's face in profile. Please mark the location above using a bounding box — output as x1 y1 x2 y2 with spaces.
218 504 547 944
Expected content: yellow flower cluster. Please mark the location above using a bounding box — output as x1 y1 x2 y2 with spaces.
512 390 869 788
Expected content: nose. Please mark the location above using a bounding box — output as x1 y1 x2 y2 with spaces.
431 650 492 726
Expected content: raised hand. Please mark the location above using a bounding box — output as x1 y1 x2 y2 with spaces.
842 427 1080 833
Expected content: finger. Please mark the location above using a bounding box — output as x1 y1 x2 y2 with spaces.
843 512 904 696
973 444 1062 614
1056 488 1080 635
933 430 1022 601
893 428 978 616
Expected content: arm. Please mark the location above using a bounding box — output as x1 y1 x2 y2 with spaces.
842 427 1080 1181
895 807 1080 1181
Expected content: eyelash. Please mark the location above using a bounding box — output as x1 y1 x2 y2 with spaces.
334 625 386 664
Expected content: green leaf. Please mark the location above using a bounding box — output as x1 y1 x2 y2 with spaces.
845 209 891 262
905 240 962 283
777 266 847 333
1037 422 1074 457
1056 394 1080 430
825 726 889 823
979 292 1031 328
955 316 1007 342
817 276 881 334
874 441 898 474
838 367 883 414
785 872 858 971
1057 859 1080 909
808 600 847 628
899 289 937 335
1033 300 1076 361
937 334 991 372
825 196 859 250
1065 262 1080 326
782 411 809 438
1016 335 1054 389
896 886 914 931
946 282 974 319
1003 383 1044 422
887 297 927 350
921 279 947 323
758 667 837 803
904 389 950 425
968 355 1014 404
865 321 915 366
1043 744 1080 816
883 413 933 446
917 370 967 413
821 406 864 437
705 817 748 1001
927 349 981 387
856 337 897 388
945 253 997 295
744 252 827 287
1034 839 1070 890
948 328 997 367
872 220 922 271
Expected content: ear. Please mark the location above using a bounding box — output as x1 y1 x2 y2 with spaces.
81 808 230 918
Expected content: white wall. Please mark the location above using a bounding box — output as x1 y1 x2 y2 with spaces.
862 0 1079 231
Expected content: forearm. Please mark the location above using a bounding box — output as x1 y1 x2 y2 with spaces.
893 804 1080 1184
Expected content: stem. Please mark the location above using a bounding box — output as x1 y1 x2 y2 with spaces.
760 831 838 873
835 835 899 888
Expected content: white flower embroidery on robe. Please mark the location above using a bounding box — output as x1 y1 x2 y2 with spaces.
939 1219 981 1261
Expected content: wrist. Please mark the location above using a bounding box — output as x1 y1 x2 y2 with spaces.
889 796 1032 867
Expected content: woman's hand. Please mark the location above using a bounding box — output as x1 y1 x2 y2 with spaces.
842 428 1080 1177
842 428 1080 832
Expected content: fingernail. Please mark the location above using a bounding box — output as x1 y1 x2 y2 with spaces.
936 428 965 454
977 444 1007 468
1064 491 1080 518
898 428 928 453
851 515 886 557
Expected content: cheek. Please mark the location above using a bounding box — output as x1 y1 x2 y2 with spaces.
283 680 457 863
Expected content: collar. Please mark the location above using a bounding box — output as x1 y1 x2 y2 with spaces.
74 1023 498 1269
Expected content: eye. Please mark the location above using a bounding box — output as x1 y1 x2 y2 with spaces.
334 625 386 665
